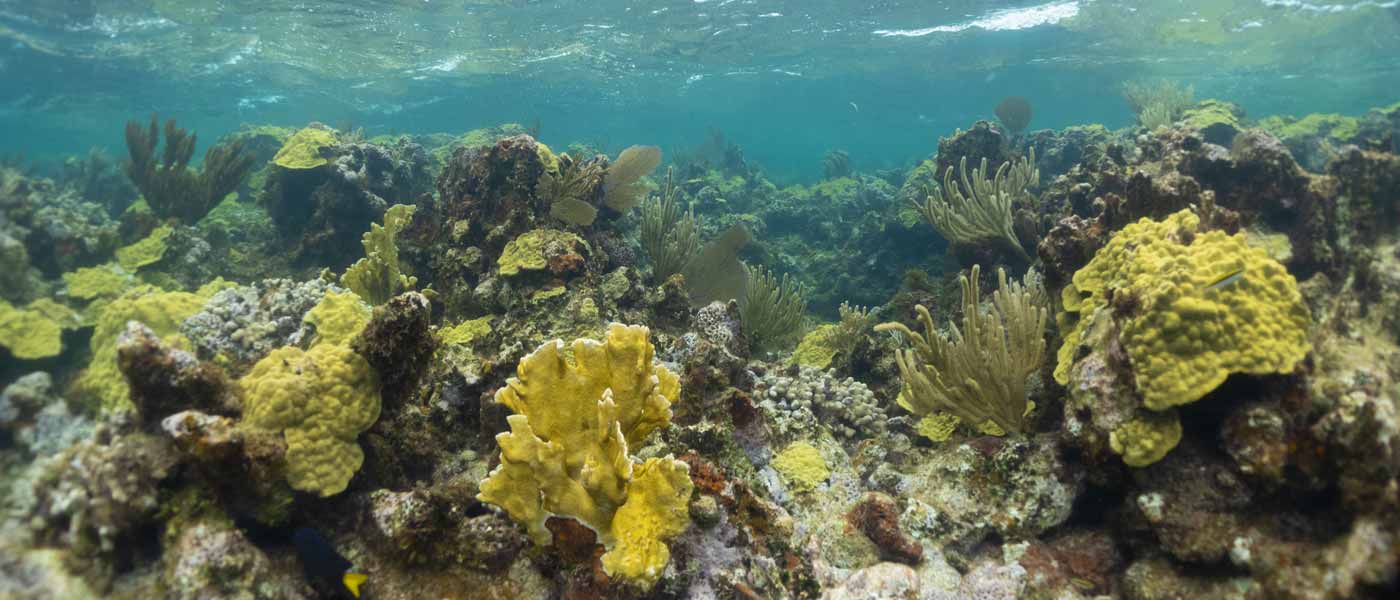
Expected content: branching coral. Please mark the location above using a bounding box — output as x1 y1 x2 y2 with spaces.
876 265 1048 435
603 145 661 211
640 167 701 283
124 114 254 224
741 265 808 353
912 149 1037 261
477 324 690 588
341 204 418 305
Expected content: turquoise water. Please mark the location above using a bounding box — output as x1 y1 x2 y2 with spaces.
3 0 1398 181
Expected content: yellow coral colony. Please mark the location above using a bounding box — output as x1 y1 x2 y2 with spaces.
1058 209 1311 466
477 323 691 588
240 290 379 496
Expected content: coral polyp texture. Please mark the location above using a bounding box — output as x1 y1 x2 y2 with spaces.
1057 209 1311 410
477 323 690 588
239 290 379 496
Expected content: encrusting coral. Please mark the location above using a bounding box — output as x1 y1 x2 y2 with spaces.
876 264 1048 435
114 224 172 271
271 126 339 170
1056 209 1311 410
477 323 691 588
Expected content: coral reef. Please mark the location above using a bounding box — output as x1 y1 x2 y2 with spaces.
3 96 1400 599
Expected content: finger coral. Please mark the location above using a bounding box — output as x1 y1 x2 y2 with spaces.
477 323 690 588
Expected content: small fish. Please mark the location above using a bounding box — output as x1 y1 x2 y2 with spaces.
849 101 860 112
1207 268 1245 290
293 528 368 598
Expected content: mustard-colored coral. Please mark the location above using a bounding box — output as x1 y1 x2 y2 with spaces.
1110 413 1184 468
496 229 586 276
1057 209 1312 466
477 323 689 588
0 300 65 360
63 264 130 301
341 204 418 305
772 441 830 493
272 126 338 169
1057 209 1311 409
73 285 219 411
915 412 961 442
303 290 371 347
439 316 493 346
790 324 841 369
241 343 380 496
115 225 172 271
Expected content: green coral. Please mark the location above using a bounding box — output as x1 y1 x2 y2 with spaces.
341 204 418 305
914 412 961 443
496 229 587 277
1110 413 1184 468
772 441 830 493
1180 100 1244 144
115 225 173 271
237 290 377 496
1057 209 1311 410
1260 113 1361 143
790 324 842 369
477 324 690 589
272 126 338 169
1057 210 1311 466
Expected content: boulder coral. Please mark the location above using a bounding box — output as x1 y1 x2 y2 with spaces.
1057 209 1311 465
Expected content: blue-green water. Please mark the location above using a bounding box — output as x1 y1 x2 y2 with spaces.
3 0 1398 181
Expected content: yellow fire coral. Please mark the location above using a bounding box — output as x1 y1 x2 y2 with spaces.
1057 209 1311 465
478 323 691 588
771 441 830 493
